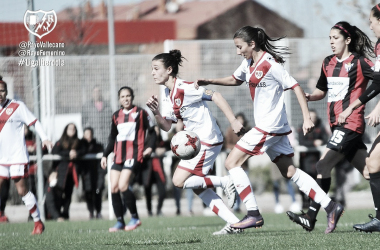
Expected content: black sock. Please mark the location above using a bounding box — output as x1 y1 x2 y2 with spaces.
111 193 125 224
123 189 139 219
247 210 260 217
369 172 380 220
307 178 331 220
324 201 336 214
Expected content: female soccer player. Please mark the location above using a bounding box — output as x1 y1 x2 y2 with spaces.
286 21 375 232
0 76 52 234
147 49 246 235
101 86 156 232
338 4 380 232
196 26 343 234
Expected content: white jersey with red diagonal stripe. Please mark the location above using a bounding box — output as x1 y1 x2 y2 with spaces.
233 52 298 134
0 99 37 165
162 78 223 145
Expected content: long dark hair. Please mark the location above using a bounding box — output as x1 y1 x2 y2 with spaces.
371 4 380 20
233 26 289 64
152 49 186 77
59 123 79 149
332 21 375 58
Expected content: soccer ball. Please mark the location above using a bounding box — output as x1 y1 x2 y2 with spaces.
170 131 201 160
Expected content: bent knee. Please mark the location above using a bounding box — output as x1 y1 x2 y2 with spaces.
172 177 184 189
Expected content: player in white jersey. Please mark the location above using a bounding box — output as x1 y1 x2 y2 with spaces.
147 50 246 235
0 77 52 235
196 26 344 233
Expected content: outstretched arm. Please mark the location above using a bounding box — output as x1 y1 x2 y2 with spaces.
146 95 172 132
293 86 314 135
196 76 243 87
212 92 245 136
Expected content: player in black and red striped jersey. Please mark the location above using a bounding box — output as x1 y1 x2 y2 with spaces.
101 86 156 232
338 4 380 233
286 21 375 233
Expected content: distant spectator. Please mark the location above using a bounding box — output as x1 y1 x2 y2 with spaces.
82 86 112 147
297 110 328 209
139 126 167 216
78 127 104 219
52 123 86 220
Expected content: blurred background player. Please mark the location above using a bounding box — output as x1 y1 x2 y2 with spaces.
0 76 52 234
101 86 156 232
339 4 380 232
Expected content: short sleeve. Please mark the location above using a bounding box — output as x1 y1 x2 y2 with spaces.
233 60 248 82
316 66 328 91
360 57 374 80
271 63 298 90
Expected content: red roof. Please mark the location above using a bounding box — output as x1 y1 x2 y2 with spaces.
0 20 175 46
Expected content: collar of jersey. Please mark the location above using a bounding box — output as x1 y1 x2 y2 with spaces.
249 51 267 74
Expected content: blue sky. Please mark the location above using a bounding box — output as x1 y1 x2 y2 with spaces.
0 0 375 38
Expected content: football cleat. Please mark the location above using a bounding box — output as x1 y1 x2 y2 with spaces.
213 223 244 235
0 212 9 223
353 214 380 233
230 214 264 229
286 211 316 232
325 203 344 234
109 221 125 232
223 176 237 208
124 218 142 231
31 220 45 235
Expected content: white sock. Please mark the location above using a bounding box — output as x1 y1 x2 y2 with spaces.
198 189 239 224
22 191 40 222
183 175 228 189
229 166 258 211
291 168 331 208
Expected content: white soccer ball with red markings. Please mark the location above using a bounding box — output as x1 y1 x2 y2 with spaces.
170 131 201 160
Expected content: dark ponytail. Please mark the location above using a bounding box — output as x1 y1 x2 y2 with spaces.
332 21 375 58
233 26 290 64
371 4 380 20
152 49 186 77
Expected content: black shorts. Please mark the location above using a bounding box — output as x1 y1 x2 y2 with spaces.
111 159 141 172
327 126 367 162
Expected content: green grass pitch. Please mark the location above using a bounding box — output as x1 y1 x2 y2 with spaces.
1 209 380 250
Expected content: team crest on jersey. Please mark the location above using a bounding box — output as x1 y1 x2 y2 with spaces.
255 71 263 79
5 108 13 115
131 112 139 120
344 63 353 72
175 98 181 106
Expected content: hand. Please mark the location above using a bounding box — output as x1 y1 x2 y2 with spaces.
42 140 53 151
194 79 209 90
143 147 153 158
303 119 314 135
305 93 311 102
146 95 160 114
365 108 380 127
101 157 107 169
338 107 353 125
69 149 77 159
231 119 246 137
313 139 323 147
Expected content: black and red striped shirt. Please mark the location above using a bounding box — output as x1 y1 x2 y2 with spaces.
316 52 374 133
103 106 155 165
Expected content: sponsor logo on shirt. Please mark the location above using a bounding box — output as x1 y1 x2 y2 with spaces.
249 82 267 88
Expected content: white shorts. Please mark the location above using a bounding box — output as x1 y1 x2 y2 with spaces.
235 127 294 162
177 142 223 177
0 164 29 179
